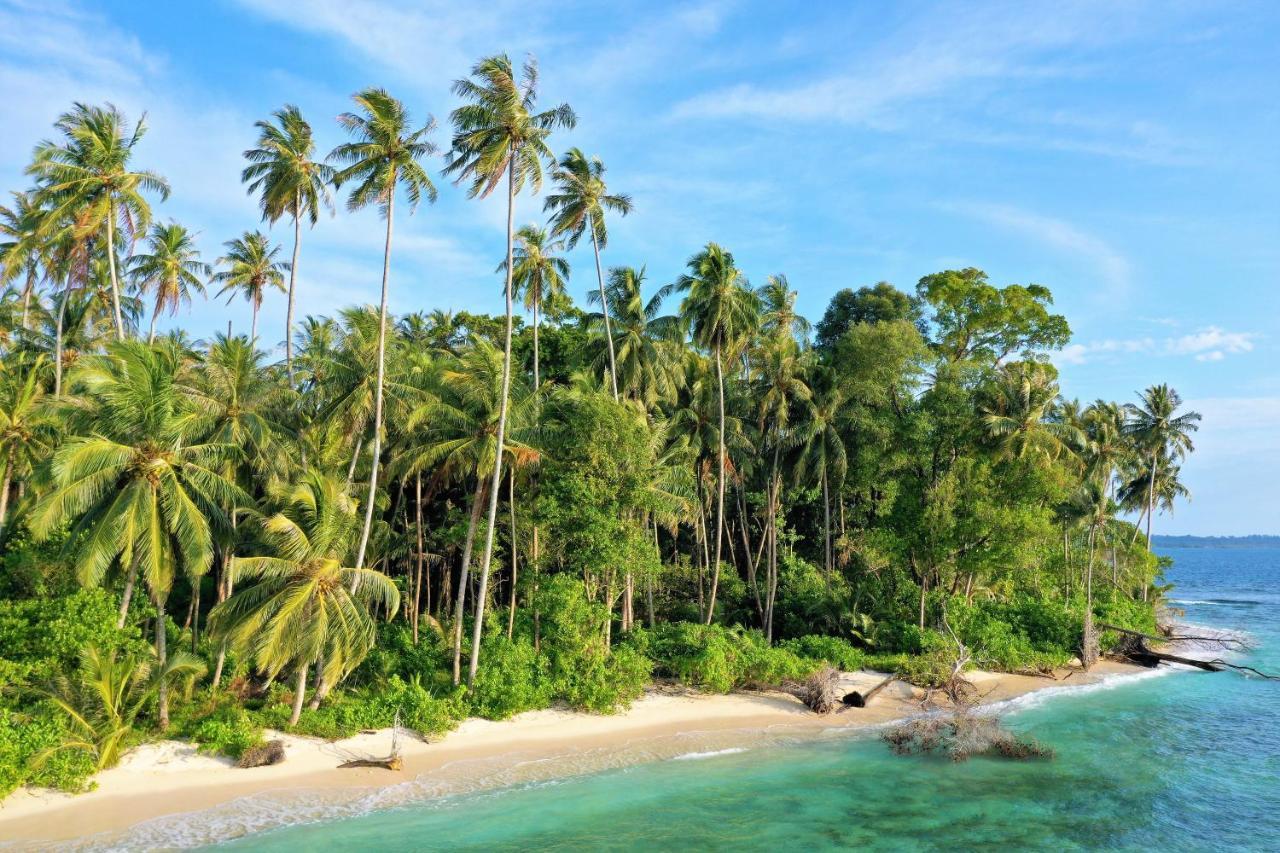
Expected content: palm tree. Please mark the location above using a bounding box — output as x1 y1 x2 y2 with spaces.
27 103 170 340
506 224 569 391
1125 384 1200 551
129 222 209 343
675 243 759 624
589 265 681 409
0 191 48 330
757 274 811 347
444 53 574 685
794 380 848 586
0 354 57 533
212 231 288 345
328 88 438 575
979 362 1081 464
209 472 399 725
242 105 335 384
543 148 631 399
28 341 245 727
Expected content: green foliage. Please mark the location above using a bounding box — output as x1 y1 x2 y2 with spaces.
643 622 815 693
949 598 1076 671
256 677 465 741
467 634 551 720
0 705 99 796
0 588 145 690
780 635 865 671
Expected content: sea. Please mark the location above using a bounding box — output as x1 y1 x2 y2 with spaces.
117 545 1280 850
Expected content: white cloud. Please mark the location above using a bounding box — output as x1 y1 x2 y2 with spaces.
1169 326 1256 361
1055 326 1258 366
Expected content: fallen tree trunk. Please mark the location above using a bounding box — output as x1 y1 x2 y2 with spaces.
338 756 403 771
1125 648 1223 672
843 675 896 708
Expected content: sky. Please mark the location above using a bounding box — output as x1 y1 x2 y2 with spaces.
1 0 1277 535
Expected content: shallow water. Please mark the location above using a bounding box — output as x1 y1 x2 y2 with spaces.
165 547 1280 850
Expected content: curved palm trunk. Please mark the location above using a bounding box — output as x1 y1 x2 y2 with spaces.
289 663 308 727
20 268 34 330
452 477 485 685
467 160 517 686
354 188 395 574
54 281 67 396
156 597 169 730
0 450 13 535
1082 524 1099 670
704 346 727 625
413 473 425 645
104 205 125 341
506 470 518 640
285 197 302 385
1144 448 1157 551
589 221 619 400
147 307 159 344
532 292 540 391
250 302 260 349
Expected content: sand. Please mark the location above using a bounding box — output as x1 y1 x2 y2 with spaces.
0 661 1145 847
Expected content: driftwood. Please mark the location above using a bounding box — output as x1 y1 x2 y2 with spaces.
1105 624 1280 680
780 666 842 714
338 756 404 771
843 675 896 708
883 714 1054 762
237 740 285 768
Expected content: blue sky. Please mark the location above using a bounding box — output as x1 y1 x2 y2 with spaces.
1 0 1277 534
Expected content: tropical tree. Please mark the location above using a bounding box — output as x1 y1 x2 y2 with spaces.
242 105 335 383
675 243 759 624
979 361 1081 465
1125 384 1200 551
28 341 245 726
27 103 170 340
212 231 288 345
543 148 631 399
589 265 680 409
209 472 399 725
329 88 438 574
0 191 48 330
129 222 209 343
506 224 569 390
444 53 574 685
0 354 58 532
794 380 848 583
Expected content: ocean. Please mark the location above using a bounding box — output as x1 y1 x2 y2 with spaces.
178 545 1279 851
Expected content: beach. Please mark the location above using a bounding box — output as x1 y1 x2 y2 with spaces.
0 661 1143 848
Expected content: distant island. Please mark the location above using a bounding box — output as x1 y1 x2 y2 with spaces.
1155 535 1280 549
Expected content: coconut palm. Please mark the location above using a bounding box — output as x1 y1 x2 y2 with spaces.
979 362 1081 465
28 341 245 726
794 380 849 582
588 265 681 409
212 231 288 345
757 274 811 347
444 53 574 685
328 88 438 574
242 105 335 384
27 103 169 340
129 222 209 343
506 224 569 391
0 191 48 330
675 243 759 624
543 148 631 399
0 354 58 532
1124 384 1200 551
210 472 398 724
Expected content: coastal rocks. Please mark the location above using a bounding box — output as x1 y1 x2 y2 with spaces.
237 740 286 768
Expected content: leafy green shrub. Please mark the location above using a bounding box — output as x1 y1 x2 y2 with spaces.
172 695 264 759
348 623 450 688
256 677 465 741
949 598 1075 671
0 589 146 690
0 705 98 797
467 634 551 720
781 635 865 671
643 622 815 693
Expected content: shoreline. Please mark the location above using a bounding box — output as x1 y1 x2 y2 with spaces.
0 661 1147 848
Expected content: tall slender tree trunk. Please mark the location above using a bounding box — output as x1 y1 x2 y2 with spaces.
452 478 485 684
413 473 425 645
532 293 540 391
704 347 727 625
354 186 395 574
1082 524 1099 670
250 303 259 348
468 159 517 686
156 597 169 730
0 450 13 535
147 308 158 344
54 281 68 396
117 563 139 628
590 220 618 399
104 205 125 341
1144 448 1158 551
822 470 832 578
20 268 34 330
506 470 518 640
289 663 308 727
285 196 302 385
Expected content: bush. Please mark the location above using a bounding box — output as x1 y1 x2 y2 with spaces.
643 622 817 693
781 635 865 671
256 677 466 741
172 695 264 760
467 635 551 720
0 588 146 690
0 705 98 796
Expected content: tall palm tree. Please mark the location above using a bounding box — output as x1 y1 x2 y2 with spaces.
444 53 574 685
129 222 209 343
1125 384 1200 551
27 103 170 340
242 105 335 384
506 224 569 391
0 354 57 533
212 231 288 346
28 341 245 727
543 148 631 399
589 265 681 409
209 472 399 725
794 381 849 585
675 243 759 624
757 274 811 347
0 191 48 330
979 362 1081 464
328 88 438 575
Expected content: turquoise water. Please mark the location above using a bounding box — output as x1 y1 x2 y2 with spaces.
194 547 1279 851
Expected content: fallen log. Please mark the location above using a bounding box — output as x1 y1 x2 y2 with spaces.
843 675 896 708
1126 648 1223 672
338 756 403 771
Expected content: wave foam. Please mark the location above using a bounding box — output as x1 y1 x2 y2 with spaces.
672 748 749 761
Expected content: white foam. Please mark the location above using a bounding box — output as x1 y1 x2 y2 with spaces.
671 747 749 761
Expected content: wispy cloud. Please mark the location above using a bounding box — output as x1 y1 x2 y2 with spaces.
1057 326 1258 365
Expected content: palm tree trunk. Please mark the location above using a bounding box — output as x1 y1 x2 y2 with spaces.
354 187 395 575
822 469 832 578
345 436 363 489
20 268 34 330
250 303 259 348
117 562 139 628
54 281 68 396
590 219 619 400
285 197 302 386
506 470 518 640
104 205 125 341
1144 448 1157 552
147 309 158 344
452 477 485 684
413 473 425 645
704 346 727 625
1083 524 1098 670
532 292 540 391
289 663 308 727
0 450 13 535
468 159 517 687
156 597 169 730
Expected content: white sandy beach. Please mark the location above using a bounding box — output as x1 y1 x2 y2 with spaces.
0 661 1144 847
